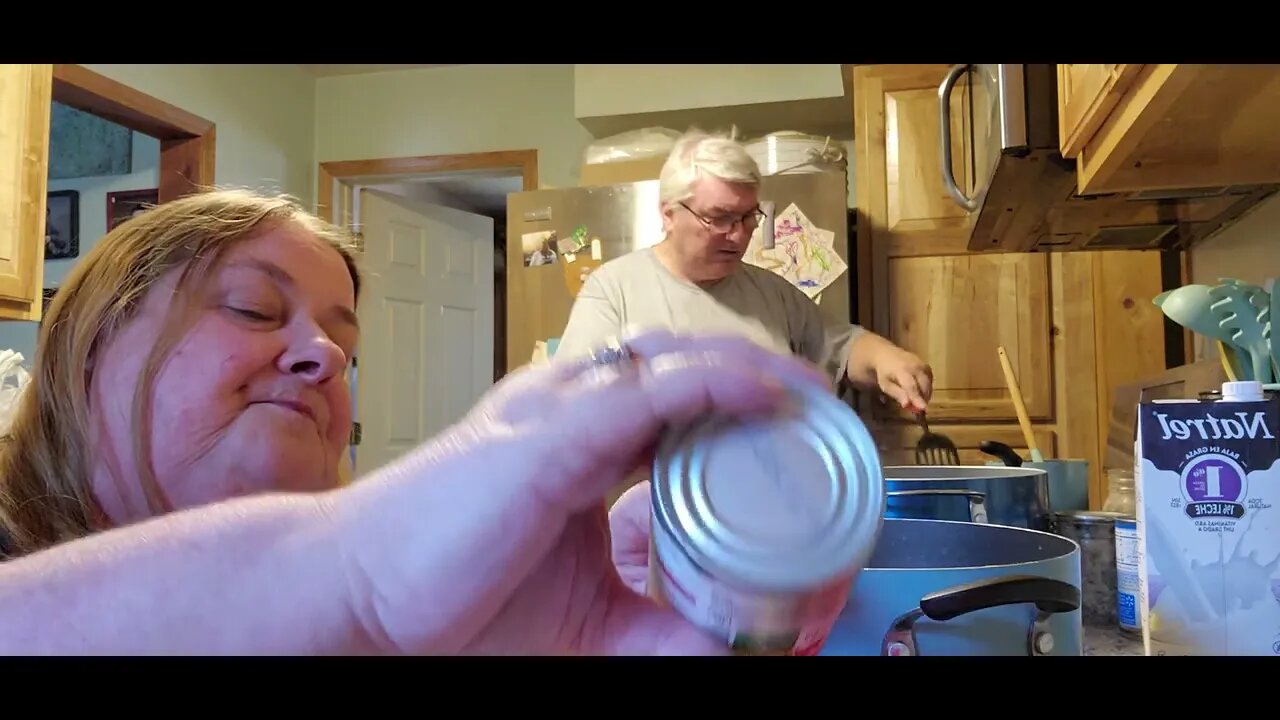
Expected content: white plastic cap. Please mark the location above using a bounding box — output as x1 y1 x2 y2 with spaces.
1222 380 1264 402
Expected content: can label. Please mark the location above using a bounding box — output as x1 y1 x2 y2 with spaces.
649 517 851 656
1115 519 1141 633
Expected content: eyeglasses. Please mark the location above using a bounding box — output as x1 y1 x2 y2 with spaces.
679 202 765 233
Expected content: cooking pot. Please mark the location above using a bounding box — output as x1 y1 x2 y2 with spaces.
978 440 1091 512
819 518 1083 656
883 465 1052 530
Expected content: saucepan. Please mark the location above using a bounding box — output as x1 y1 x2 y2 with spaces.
882 464 1051 530
979 440 1091 513
819 518 1083 656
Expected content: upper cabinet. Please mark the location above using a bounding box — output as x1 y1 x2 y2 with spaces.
1056 64 1143 160
1059 64 1280 196
0 64 51 321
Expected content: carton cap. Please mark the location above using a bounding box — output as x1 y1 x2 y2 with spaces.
1221 380 1264 402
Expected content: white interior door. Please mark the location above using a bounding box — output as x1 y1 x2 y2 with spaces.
352 188 495 477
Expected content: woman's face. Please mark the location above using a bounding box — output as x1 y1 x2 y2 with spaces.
89 224 359 523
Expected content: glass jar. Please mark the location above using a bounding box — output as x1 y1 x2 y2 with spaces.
1102 467 1136 516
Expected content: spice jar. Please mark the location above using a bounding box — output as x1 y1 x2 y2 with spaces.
1102 467 1136 516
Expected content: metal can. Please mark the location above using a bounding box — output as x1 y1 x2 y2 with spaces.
1114 516 1141 634
1049 509 1125 626
647 374 885 656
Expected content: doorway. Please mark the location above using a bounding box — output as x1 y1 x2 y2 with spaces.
50 64 216 202
316 149 536 475
0 64 217 364
318 149 536 381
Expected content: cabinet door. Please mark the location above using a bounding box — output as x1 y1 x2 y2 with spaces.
0 64 52 321
852 65 1053 426
1075 64 1280 194
1057 64 1142 159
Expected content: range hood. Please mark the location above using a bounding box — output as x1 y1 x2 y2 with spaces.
940 64 1280 253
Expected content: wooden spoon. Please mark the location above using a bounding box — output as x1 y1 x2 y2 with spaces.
997 345 1043 462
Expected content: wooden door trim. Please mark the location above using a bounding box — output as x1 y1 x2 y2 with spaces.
50 64 216 203
316 149 537 384
315 149 538 223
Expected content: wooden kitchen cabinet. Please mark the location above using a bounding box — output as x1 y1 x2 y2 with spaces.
1056 64 1142 160
851 64 1170 506
852 65 1052 427
1061 64 1280 196
0 64 52 322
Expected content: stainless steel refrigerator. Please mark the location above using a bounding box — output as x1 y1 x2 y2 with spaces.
502 171 854 374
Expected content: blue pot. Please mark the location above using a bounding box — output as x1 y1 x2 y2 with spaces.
882 465 1052 531
820 518 1083 656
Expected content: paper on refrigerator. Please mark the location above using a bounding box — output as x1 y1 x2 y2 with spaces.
744 202 846 301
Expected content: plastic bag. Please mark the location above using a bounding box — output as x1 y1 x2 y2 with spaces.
744 131 848 176
582 127 682 166
0 350 31 435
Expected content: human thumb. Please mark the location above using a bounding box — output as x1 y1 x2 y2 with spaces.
587 585 729 656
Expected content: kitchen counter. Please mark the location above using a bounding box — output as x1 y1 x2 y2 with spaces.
1083 621 1143 656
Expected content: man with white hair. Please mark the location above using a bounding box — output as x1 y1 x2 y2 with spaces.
557 128 933 412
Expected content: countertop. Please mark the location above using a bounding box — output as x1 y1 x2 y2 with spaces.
1083 621 1143 656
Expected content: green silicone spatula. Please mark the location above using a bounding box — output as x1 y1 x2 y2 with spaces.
1154 284 1238 344
1267 278 1279 380
1209 279 1272 385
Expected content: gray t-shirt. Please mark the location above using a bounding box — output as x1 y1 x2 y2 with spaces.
556 246 865 387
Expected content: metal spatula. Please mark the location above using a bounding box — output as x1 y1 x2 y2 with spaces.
914 411 960 465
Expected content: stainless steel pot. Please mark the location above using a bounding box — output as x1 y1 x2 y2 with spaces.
819 518 1083 656
883 465 1052 530
1050 510 1130 627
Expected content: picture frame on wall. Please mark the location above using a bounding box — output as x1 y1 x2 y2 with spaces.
38 286 65 327
45 190 79 261
106 188 159 232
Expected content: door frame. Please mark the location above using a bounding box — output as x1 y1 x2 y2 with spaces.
316 150 538 217
316 149 538 380
50 64 217 202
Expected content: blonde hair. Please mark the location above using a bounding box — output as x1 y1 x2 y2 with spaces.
0 187 361 558
658 127 762 207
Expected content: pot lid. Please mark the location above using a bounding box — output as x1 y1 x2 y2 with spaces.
1052 510 1133 524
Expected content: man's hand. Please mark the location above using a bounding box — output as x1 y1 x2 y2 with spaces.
873 345 933 413
846 332 933 413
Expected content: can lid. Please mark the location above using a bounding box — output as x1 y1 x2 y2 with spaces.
651 375 885 592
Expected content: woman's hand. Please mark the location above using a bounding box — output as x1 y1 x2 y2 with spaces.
609 480 653 596
331 330 831 655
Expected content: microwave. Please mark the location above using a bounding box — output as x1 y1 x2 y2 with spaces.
934 63 1276 253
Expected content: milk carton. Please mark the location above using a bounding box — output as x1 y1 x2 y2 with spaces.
1134 380 1280 656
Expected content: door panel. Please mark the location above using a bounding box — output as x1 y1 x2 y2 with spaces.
353 189 495 476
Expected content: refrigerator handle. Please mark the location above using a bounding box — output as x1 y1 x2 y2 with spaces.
760 201 776 249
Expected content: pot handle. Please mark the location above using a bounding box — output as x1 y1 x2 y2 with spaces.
917 574 1080 621
886 489 989 524
881 575 1081 657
